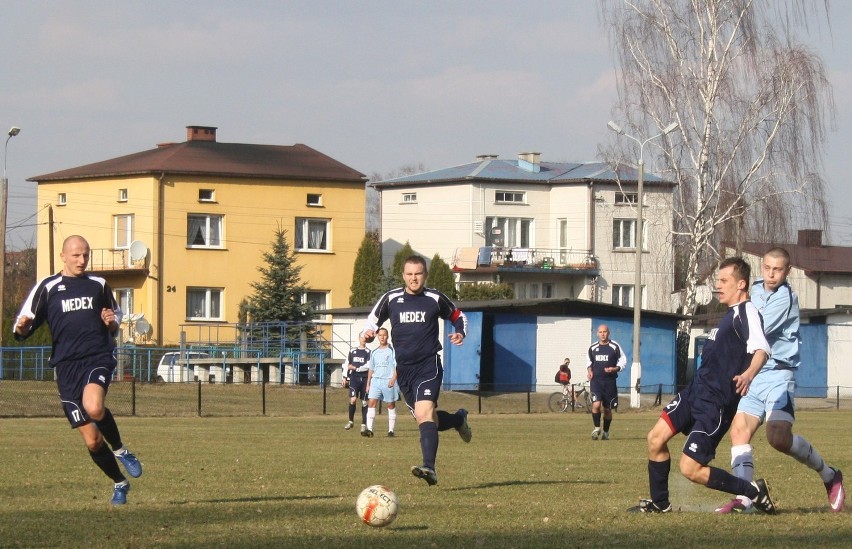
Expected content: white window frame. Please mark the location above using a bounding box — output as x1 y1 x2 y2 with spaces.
495 191 526 204
295 218 330 251
307 193 323 207
114 288 133 315
615 192 640 205
485 217 533 248
114 214 134 250
612 218 647 251
57 193 67 206
118 188 128 202
187 214 224 248
402 192 417 204
612 284 646 308
303 291 330 321
186 288 224 321
199 189 216 202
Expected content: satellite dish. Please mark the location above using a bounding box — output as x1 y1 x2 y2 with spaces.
129 240 148 262
135 318 151 335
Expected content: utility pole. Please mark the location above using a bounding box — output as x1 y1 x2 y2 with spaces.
1 126 22 348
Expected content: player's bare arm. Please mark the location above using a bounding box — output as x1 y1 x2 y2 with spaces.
733 349 769 395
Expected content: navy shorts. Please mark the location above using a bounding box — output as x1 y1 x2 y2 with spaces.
590 378 619 410
396 355 443 410
348 372 368 400
54 354 116 429
661 384 734 466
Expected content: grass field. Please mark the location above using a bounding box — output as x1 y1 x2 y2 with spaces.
1 410 850 548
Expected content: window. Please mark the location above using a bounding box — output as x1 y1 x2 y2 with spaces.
542 283 554 299
57 193 67 206
187 214 223 248
529 283 540 299
199 189 215 202
303 291 329 320
485 217 533 248
307 193 322 206
295 218 329 251
613 285 646 308
402 192 417 203
187 288 223 320
114 214 134 249
495 191 525 204
118 188 128 202
114 288 133 315
612 219 647 250
615 192 640 205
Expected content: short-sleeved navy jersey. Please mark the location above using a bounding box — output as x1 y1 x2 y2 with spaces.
586 340 626 379
696 300 769 406
347 347 371 376
363 287 466 365
14 273 121 365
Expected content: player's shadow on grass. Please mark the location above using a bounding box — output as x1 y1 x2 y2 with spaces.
448 479 608 491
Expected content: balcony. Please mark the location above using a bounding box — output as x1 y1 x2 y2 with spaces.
452 247 599 275
86 247 148 274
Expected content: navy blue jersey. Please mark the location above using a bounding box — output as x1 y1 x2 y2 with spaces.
347 347 371 376
695 300 769 406
586 340 627 379
14 273 121 364
363 287 466 365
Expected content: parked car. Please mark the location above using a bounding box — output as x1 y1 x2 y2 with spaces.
156 351 211 382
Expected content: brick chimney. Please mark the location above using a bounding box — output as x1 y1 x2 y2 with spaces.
797 229 823 248
186 125 218 142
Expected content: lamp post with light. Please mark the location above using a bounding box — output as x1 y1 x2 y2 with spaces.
607 120 678 408
1 126 22 349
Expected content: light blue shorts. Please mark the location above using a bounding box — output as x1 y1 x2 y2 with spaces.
368 379 399 403
737 368 796 424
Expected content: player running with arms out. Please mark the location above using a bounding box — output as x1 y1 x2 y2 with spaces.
362 255 472 486
343 335 371 433
636 257 776 514
14 235 142 505
364 327 399 437
716 247 845 514
586 325 626 440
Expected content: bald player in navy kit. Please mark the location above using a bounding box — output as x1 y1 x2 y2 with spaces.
14 235 142 505
362 255 472 486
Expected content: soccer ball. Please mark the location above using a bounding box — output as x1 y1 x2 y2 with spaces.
356 484 399 527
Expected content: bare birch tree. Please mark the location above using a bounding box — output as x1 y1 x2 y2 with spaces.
600 0 834 325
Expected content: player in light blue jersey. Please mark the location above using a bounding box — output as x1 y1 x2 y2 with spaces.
14 235 142 505
364 328 399 437
716 247 845 514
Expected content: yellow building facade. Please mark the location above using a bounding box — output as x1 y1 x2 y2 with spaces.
30 126 367 345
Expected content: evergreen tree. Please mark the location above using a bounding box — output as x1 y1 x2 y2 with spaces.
428 254 457 298
349 232 384 307
388 241 416 288
247 227 313 323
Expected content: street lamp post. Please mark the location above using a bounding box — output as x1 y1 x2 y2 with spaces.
607 120 678 408
1 126 22 349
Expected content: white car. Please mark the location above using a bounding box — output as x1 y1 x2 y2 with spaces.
156 351 211 382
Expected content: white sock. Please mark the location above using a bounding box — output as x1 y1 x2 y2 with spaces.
789 435 832 482
366 407 376 431
731 444 754 481
388 408 397 432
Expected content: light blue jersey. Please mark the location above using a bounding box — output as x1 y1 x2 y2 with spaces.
750 279 800 371
369 346 396 380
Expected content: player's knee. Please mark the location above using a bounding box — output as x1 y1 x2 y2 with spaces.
84 401 105 421
678 457 701 481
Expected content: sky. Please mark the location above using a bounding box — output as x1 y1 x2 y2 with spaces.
2 1 851 250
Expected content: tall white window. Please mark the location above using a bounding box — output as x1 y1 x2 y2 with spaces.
486 217 533 248
114 214 134 249
114 288 133 315
613 285 646 308
295 218 329 251
612 219 647 250
303 291 329 320
187 214 223 248
187 288 223 320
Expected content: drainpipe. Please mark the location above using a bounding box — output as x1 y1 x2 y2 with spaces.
157 172 165 345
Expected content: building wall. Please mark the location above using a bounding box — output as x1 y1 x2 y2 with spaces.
36 174 365 345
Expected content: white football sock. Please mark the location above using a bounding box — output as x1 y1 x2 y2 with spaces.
731 444 754 481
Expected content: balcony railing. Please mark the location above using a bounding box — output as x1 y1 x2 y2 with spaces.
86 248 147 273
452 247 598 273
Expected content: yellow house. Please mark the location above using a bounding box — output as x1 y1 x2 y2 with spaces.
28 126 367 346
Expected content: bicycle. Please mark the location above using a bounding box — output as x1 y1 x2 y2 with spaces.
548 383 592 413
